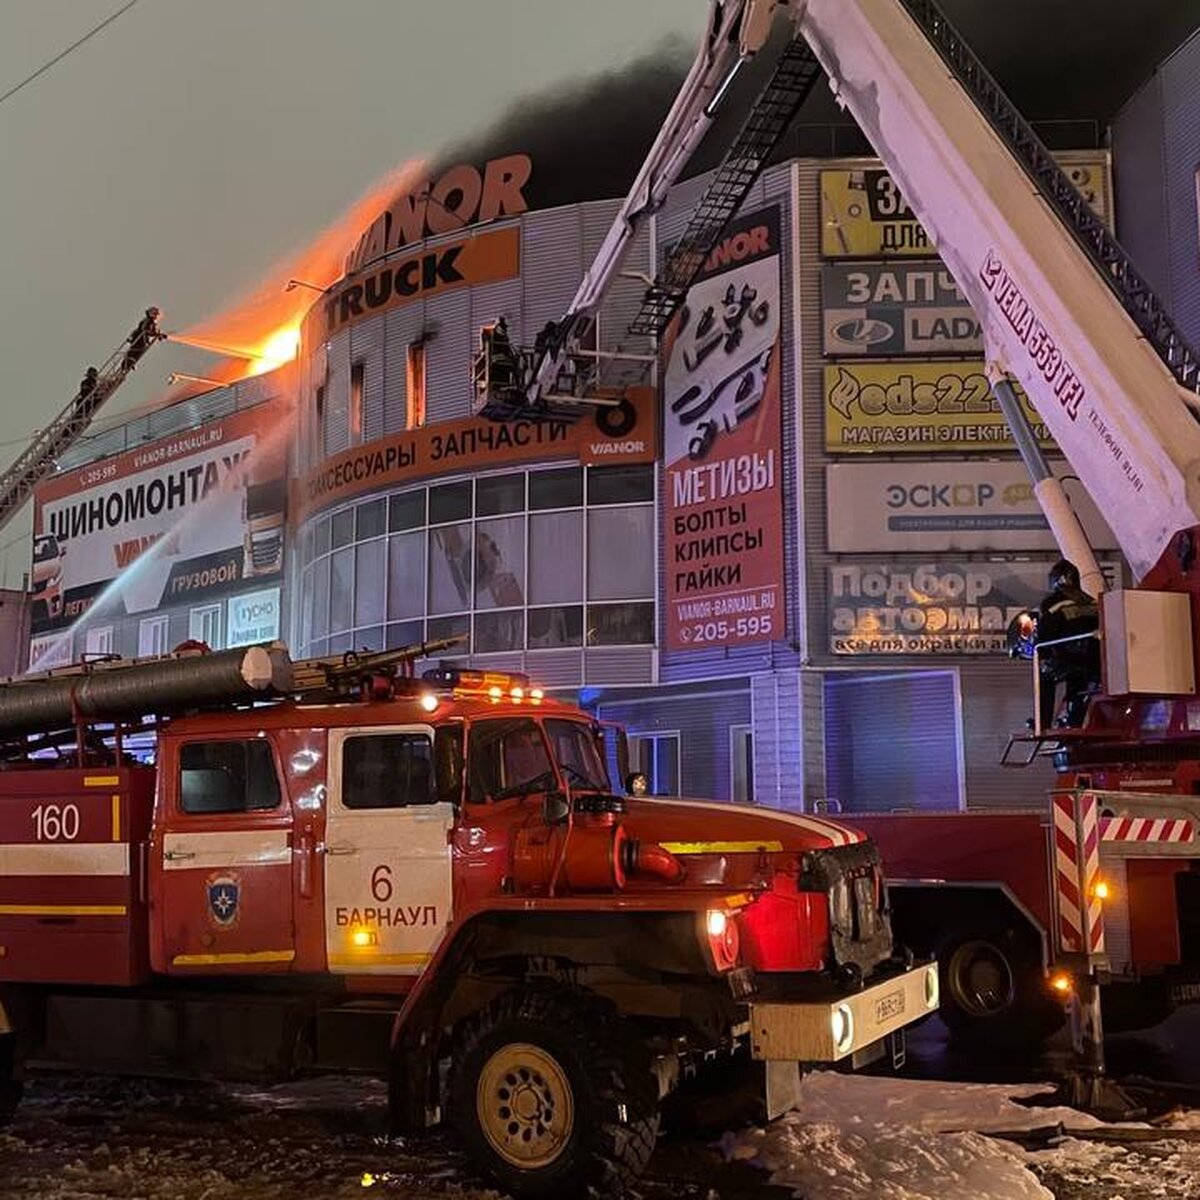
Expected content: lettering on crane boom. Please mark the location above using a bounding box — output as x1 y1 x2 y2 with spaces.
979 249 1086 421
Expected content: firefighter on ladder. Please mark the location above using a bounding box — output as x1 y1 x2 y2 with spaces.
122 307 163 372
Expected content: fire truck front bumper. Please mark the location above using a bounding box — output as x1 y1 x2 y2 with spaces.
748 960 938 1067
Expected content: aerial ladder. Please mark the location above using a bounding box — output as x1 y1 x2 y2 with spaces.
0 309 164 536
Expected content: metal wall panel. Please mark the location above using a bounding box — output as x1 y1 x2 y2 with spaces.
597 685 751 801
1113 75 1171 305
526 648 585 688
424 289 472 424
584 647 655 686
521 206 584 344
824 669 962 813
351 316 386 444
325 328 351 454
750 669 804 811
1161 32 1200 343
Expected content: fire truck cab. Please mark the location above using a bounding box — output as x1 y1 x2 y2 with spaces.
0 643 935 1198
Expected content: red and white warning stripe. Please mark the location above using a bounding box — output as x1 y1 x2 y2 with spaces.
1053 791 1105 955
1100 816 1194 843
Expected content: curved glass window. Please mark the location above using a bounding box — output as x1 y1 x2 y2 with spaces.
296 464 655 658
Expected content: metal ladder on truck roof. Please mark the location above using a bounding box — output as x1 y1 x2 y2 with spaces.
0 311 165 536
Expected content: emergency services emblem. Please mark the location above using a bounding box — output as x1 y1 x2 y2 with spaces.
206 873 241 929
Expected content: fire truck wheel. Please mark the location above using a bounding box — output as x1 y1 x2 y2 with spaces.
448 988 660 1198
936 925 1063 1048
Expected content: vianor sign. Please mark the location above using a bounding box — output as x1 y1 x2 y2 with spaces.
346 154 533 274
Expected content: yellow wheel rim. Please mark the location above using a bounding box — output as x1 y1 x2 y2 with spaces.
477 1041 575 1169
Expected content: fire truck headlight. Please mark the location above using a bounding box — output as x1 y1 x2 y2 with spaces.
419 693 438 713
924 964 940 1010
831 1003 854 1054
704 908 740 970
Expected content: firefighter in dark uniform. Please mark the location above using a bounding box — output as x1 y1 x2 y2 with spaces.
1035 558 1100 729
122 307 162 372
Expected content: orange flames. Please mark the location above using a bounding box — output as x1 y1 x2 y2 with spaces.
170 158 429 394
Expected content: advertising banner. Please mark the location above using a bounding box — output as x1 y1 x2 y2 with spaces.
824 363 1054 453
31 402 288 634
825 461 1118 552
294 386 657 522
820 152 1112 258
828 557 1121 656
227 586 282 647
663 206 786 652
820 262 981 357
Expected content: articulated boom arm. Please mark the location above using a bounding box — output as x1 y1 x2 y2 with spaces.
0 312 164 537
788 0 1200 580
474 0 779 421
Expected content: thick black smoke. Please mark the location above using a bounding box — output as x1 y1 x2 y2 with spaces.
433 0 1197 204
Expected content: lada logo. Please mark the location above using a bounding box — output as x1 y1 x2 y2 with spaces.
831 317 895 347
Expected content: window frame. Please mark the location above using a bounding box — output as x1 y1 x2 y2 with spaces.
295 465 657 658
628 731 681 797
177 736 283 817
730 724 753 804
138 614 170 658
340 729 438 810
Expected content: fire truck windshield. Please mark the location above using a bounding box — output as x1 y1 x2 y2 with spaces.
543 718 609 792
467 716 609 803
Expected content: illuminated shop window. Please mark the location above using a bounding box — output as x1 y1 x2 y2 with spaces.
298 464 655 658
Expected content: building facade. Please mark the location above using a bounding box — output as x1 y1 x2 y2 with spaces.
28 136 1137 813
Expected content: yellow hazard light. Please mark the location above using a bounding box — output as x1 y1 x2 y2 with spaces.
1050 972 1073 995
351 927 376 948
1092 878 1111 902
361 1173 376 1188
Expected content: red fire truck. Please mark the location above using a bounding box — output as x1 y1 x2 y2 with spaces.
0 641 935 1198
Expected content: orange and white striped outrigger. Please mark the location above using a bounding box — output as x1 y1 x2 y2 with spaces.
1053 790 1105 957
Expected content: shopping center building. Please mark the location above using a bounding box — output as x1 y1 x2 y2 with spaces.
25 26 1200 813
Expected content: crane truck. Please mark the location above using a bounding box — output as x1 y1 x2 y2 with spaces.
472 0 1200 1068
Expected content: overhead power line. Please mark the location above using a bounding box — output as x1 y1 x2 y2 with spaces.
0 0 140 110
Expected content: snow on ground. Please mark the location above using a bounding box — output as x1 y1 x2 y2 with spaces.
719 1072 1200 1200
3 1070 1200 1199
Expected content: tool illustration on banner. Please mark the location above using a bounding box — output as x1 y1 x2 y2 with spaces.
670 276 774 461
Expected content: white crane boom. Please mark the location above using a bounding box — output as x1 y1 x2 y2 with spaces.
788 0 1200 580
